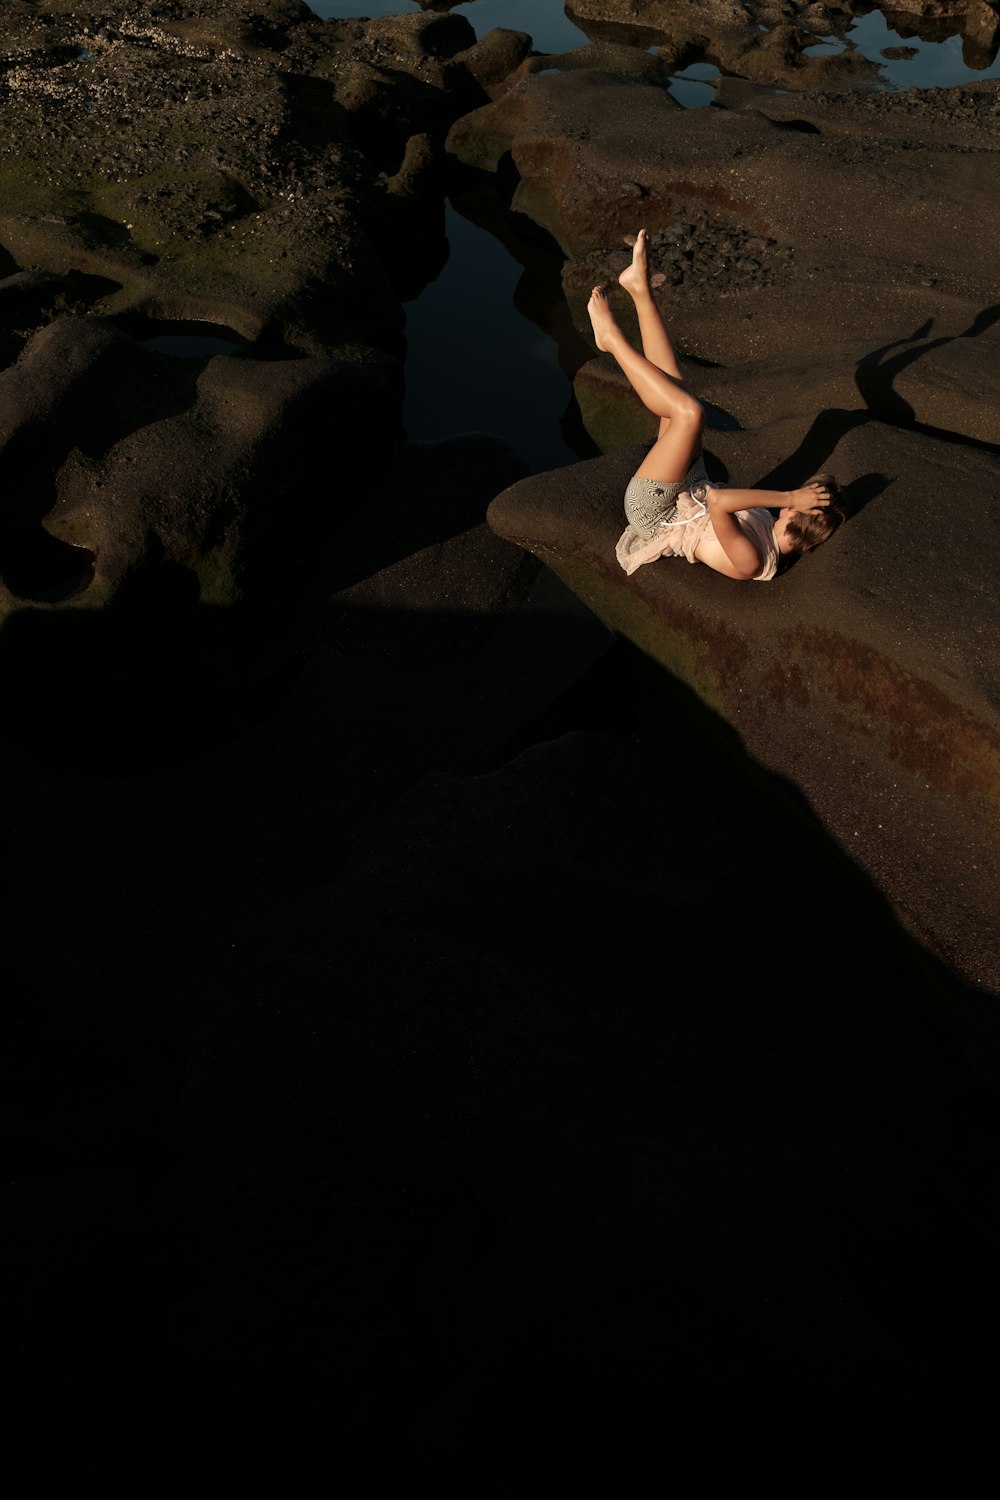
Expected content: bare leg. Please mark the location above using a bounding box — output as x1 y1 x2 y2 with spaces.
618 229 683 383
587 285 703 483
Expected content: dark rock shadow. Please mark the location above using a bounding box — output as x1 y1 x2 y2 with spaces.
277 72 353 153
0 594 291 773
753 305 1000 505
0 321 214 593
294 433 531 600
7 587 1000 1488
855 305 1000 454
118 631 1000 1489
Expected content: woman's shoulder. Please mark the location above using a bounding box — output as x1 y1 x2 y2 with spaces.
736 508 779 582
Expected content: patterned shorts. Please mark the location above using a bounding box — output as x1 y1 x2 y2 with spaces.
624 474 709 541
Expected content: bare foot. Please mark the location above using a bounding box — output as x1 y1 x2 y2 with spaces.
587 285 618 351
619 227 650 298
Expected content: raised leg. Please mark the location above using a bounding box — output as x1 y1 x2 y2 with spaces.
587 285 703 484
619 229 683 384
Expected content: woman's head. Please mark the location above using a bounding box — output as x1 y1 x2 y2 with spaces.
779 473 846 558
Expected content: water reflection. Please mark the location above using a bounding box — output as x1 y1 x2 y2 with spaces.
848 11 1000 87
402 194 593 471
306 0 590 54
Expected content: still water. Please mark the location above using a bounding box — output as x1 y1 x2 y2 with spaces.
306 0 590 53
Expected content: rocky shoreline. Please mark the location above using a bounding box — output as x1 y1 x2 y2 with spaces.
6 2 1000 1489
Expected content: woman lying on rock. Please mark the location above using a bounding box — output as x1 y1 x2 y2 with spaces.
587 229 844 581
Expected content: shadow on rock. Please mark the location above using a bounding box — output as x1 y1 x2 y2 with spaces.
109 640 1000 1489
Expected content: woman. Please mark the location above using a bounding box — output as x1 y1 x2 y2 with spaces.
586 230 844 582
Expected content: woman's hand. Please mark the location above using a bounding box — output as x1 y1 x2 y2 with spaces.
787 480 831 511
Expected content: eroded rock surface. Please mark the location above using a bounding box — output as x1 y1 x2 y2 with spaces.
0 1 540 712
448 62 999 305
0 310 395 610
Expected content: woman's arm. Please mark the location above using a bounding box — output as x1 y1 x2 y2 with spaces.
715 481 831 513
704 481 831 580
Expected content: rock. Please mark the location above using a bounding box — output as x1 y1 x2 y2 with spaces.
447 70 684 255
487 419 1000 991
0 1 408 354
891 318 1000 446
312 433 538 665
574 355 661 451
0 0 558 708
129 716 1000 1486
455 28 535 100
451 61 999 448
571 300 999 459
0 308 398 693
316 8 490 169
449 64 998 304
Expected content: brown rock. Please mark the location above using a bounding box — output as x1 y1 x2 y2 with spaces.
487 419 1000 990
0 312 396 618
317 433 537 664
455 28 535 100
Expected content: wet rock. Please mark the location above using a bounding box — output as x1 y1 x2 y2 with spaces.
487 420 1000 991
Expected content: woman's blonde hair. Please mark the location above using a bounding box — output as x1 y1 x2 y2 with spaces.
785 472 846 556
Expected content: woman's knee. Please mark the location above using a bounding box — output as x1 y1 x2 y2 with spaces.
672 397 705 432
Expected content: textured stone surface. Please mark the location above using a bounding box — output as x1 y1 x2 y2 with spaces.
448 63 1000 308
0 1 542 695
0 311 396 613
